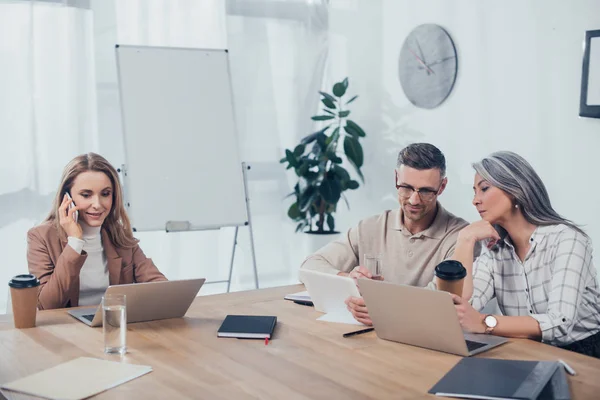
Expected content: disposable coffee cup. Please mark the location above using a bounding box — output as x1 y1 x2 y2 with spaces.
434 260 467 297
8 274 40 329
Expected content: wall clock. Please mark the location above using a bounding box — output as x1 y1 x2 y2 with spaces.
398 24 458 109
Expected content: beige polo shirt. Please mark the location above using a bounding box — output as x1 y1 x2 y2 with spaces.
300 204 472 287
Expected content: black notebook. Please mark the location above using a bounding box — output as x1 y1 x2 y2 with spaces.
429 358 569 400
217 315 277 339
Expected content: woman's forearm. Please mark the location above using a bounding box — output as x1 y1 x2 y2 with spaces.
451 235 478 300
491 315 542 340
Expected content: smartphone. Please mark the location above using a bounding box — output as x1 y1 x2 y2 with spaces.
65 192 79 223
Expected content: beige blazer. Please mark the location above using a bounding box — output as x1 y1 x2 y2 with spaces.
27 222 167 310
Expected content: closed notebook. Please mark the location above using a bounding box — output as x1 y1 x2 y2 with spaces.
217 315 277 339
0 357 152 400
429 357 568 400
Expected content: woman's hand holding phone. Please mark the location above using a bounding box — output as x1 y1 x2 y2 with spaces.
60 193 82 239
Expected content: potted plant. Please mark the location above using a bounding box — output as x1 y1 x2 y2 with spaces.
280 77 367 235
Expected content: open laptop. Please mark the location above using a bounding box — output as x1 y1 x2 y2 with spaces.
68 278 205 327
358 279 507 356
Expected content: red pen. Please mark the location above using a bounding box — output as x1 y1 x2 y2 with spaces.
265 337 269 345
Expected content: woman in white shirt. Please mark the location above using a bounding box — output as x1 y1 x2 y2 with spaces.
448 151 600 358
27 153 167 310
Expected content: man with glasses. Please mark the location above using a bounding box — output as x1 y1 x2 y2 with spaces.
300 143 477 325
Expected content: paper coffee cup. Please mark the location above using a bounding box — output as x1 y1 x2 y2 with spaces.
434 260 467 297
9 274 40 329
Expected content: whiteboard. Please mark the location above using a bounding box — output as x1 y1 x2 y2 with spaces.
116 45 247 231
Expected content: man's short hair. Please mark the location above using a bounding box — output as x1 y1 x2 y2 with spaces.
396 143 446 177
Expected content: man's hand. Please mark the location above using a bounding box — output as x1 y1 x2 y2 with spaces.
345 296 372 326
338 266 384 283
451 294 485 334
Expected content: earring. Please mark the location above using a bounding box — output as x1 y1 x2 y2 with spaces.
515 204 519 209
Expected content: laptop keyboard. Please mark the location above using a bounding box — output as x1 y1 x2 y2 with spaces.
465 339 487 352
82 314 95 322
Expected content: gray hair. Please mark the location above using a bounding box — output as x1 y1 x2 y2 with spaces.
473 151 585 236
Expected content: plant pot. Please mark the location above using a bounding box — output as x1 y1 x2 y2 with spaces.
304 230 342 254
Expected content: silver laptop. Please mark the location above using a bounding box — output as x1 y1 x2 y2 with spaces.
68 278 205 327
358 279 507 356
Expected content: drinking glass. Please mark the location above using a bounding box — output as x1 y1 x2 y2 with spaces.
102 294 127 355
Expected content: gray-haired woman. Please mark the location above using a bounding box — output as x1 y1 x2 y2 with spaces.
447 151 600 358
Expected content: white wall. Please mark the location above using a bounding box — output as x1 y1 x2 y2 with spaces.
328 0 600 272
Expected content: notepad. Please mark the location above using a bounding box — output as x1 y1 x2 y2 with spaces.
217 315 277 339
0 357 152 400
429 357 567 400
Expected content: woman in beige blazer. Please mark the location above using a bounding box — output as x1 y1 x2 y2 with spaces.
27 153 167 310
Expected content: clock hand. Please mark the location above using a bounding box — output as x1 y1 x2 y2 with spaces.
425 56 455 68
415 39 427 63
407 47 435 75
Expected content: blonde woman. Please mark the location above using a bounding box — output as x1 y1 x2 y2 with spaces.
27 153 167 310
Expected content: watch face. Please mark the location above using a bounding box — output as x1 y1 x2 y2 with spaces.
398 24 458 109
485 315 498 328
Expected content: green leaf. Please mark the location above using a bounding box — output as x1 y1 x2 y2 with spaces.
325 127 340 146
341 193 350 209
315 132 328 147
287 202 301 219
325 151 342 164
295 221 308 233
342 77 349 89
343 136 364 168
298 186 318 212
332 165 351 182
285 149 299 168
279 157 287 163
345 120 366 137
321 97 336 109
326 214 335 232
338 110 350 118
346 95 359 105
296 162 309 177
332 82 347 97
311 115 335 121
319 91 337 104
293 144 305 157
347 180 360 190
350 162 365 182
323 108 335 115
304 171 319 181
319 179 341 204
302 128 328 145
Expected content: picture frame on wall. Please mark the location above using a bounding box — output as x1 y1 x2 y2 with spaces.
579 29 600 118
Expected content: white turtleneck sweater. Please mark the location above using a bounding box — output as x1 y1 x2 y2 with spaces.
67 222 110 306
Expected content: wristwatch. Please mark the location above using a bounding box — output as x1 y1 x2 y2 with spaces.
483 314 498 334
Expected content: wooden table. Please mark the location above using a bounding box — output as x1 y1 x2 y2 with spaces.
1 284 599 399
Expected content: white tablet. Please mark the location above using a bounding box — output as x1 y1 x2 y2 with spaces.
299 269 361 315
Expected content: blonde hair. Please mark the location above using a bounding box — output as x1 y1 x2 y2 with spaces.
46 152 138 248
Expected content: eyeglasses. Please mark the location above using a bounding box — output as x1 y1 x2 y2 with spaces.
396 184 441 202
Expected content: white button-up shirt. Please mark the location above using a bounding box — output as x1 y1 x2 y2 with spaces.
471 224 600 346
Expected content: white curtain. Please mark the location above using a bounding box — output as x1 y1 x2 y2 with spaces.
0 0 96 313
0 0 330 312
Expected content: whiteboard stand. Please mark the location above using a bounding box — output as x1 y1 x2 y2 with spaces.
224 162 259 292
